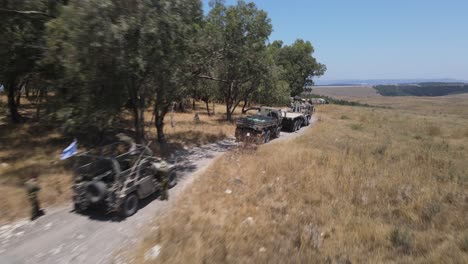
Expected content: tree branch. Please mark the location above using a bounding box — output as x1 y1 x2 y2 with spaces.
0 8 54 18
197 75 229 83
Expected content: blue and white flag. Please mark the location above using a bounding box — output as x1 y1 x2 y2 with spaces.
60 139 78 160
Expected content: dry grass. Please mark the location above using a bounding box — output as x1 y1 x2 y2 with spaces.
314 85 468 118
0 98 236 223
146 110 236 147
314 85 381 98
135 102 468 263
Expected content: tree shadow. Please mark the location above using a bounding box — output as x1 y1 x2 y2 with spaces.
72 191 166 222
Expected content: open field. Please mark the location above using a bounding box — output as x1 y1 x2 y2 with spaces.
0 97 236 224
135 100 468 263
313 85 382 98
314 85 468 118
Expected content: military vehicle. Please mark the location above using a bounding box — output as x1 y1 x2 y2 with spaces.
282 102 313 132
235 107 284 144
72 142 176 217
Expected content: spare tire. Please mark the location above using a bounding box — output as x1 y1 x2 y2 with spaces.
86 181 108 203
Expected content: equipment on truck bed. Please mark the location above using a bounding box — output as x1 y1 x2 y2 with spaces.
282 98 313 132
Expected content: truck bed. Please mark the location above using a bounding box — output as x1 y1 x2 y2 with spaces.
236 115 278 130
284 112 304 119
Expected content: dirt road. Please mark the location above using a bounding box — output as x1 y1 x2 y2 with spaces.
0 118 316 264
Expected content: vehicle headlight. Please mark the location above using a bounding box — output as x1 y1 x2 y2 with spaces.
246 133 250 136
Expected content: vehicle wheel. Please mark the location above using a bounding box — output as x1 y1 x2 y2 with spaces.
121 193 139 217
86 181 107 203
274 127 281 138
263 131 271 143
73 202 86 213
168 170 177 189
293 121 299 131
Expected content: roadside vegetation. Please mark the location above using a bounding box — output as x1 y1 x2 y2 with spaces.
135 102 467 263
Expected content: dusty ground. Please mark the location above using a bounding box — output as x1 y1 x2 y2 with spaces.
0 118 314 264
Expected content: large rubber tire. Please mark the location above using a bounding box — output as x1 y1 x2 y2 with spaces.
85 181 107 203
121 193 139 217
274 127 281 138
168 170 177 189
263 131 271 144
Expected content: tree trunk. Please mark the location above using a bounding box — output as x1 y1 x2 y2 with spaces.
241 98 249 114
203 99 210 116
15 89 21 107
154 107 167 144
6 78 23 123
154 91 169 144
192 98 196 111
35 88 43 120
212 101 215 115
132 105 144 143
226 101 232 121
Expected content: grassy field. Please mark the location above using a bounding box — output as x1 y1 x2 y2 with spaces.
0 98 235 224
135 99 468 263
314 85 468 117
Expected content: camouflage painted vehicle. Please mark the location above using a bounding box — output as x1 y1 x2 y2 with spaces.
72 142 176 217
235 107 284 144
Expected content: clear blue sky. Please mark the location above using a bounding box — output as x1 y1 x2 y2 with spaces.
202 0 468 81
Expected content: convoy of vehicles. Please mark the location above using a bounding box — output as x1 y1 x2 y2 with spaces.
71 98 316 217
235 99 315 143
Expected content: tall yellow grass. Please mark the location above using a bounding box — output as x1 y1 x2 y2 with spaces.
135 104 468 263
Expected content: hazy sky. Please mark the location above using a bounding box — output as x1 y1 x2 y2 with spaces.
202 0 468 81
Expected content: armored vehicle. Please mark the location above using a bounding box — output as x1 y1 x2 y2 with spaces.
72 142 176 217
282 103 313 132
235 107 284 144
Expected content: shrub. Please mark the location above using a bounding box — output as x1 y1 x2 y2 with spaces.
426 125 442 137
461 234 468 252
390 228 412 254
350 123 363 131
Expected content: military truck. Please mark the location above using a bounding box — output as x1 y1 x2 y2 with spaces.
72 142 176 217
235 107 284 144
282 103 313 132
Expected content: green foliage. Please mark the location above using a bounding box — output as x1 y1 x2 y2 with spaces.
201 0 273 120
0 0 65 122
270 39 326 96
44 0 202 141
1 0 327 141
374 83 468 96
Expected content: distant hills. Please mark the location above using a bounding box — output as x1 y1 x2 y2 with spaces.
314 78 467 86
